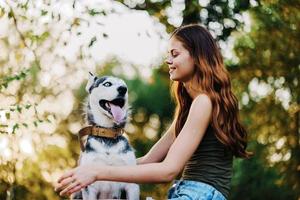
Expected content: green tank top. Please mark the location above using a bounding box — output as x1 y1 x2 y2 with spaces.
181 123 233 199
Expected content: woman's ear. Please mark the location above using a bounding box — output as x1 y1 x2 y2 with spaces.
86 72 97 93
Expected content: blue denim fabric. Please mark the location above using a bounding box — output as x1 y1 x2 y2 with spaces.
167 180 227 200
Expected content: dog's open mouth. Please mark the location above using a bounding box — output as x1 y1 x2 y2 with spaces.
99 98 126 123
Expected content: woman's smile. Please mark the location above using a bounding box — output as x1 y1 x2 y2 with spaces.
169 66 176 74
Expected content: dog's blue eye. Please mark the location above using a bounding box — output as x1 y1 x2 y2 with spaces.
103 82 112 87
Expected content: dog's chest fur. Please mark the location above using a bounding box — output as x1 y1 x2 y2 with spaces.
80 135 136 166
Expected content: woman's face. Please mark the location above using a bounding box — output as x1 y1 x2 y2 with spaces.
165 37 195 82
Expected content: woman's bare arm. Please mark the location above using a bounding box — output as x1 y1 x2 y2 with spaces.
137 119 176 165
56 95 212 196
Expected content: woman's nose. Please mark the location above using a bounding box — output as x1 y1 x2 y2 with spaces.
165 56 173 65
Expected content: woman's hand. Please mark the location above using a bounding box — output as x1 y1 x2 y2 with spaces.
54 164 99 196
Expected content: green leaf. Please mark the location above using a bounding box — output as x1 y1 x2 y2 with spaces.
41 10 48 16
12 123 19 134
22 123 28 128
88 36 97 47
8 10 14 19
88 9 101 16
16 105 22 113
5 112 10 120
103 33 108 38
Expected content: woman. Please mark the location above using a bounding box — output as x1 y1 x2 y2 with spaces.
55 24 252 200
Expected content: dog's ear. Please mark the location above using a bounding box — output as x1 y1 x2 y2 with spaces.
86 72 97 93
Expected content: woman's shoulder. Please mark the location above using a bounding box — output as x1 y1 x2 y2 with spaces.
189 93 213 123
188 93 212 113
192 93 212 108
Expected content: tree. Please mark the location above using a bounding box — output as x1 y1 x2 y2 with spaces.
0 1 114 199
229 0 300 199
117 0 253 40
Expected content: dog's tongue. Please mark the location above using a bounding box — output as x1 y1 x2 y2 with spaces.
109 103 126 123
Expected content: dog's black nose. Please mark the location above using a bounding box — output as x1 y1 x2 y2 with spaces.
118 86 127 95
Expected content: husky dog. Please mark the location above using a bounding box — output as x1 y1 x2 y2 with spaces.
72 72 140 200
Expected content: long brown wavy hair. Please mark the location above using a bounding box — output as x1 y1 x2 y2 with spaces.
169 24 252 159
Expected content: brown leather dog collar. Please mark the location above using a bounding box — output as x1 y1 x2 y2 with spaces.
78 126 124 151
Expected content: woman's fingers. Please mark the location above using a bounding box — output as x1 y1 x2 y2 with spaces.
59 180 80 196
58 170 74 183
67 185 83 196
55 176 74 192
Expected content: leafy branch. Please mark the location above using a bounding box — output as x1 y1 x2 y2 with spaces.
0 103 56 134
0 69 30 91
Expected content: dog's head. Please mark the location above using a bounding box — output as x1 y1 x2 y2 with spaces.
85 72 129 129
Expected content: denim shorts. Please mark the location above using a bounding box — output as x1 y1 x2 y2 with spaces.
167 180 227 200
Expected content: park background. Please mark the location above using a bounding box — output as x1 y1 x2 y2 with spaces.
0 0 299 199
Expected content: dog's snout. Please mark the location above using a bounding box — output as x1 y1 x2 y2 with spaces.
118 86 127 95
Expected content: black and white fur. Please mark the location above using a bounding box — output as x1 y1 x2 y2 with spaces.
72 73 140 200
